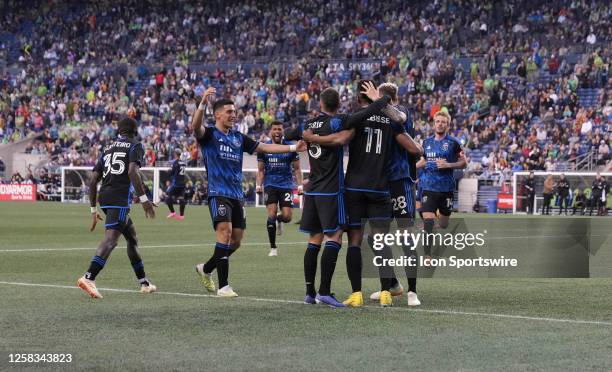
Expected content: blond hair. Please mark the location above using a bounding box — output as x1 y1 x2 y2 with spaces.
434 110 451 123
378 82 398 101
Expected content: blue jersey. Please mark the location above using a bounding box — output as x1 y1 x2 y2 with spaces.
389 108 417 182
198 126 259 201
420 135 462 192
257 139 298 189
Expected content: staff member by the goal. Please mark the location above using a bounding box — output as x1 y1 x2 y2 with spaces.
524 171 535 214
556 173 570 215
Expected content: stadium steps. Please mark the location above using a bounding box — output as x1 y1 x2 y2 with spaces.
477 185 501 212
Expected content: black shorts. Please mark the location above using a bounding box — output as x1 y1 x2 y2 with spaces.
102 207 133 232
300 193 346 234
389 178 416 220
345 190 392 230
167 185 185 198
264 186 293 208
420 190 454 216
208 196 246 230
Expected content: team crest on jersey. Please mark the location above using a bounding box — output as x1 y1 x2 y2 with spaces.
231 137 241 147
218 204 227 216
309 143 322 159
442 143 449 151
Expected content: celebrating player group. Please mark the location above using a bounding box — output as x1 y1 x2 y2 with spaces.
77 81 466 308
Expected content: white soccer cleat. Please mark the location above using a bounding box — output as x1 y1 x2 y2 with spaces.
369 282 404 301
407 291 421 306
217 285 238 297
268 248 278 257
140 282 157 294
277 220 283 235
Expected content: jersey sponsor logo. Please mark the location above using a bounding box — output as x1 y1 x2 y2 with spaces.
218 204 227 216
309 143 322 159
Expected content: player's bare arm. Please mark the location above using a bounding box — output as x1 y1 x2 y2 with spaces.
345 82 392 127
255 140 307 154
256 161 264 194
88 170 103 231
394 132 423 155
302 128 355 146
191 87 216 139
293 158 304 194
436 156 467 169
381 105 407 123
128 162 156 218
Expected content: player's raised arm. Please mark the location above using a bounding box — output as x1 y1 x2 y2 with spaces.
88 169 103 231
302 128 355 146
345 81 392 127
381 105 407 123
255 139 308 154
191 87 216 139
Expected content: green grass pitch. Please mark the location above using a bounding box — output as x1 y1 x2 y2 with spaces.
1 202 611 371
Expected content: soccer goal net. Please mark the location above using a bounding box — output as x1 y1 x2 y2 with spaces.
512 171 612 215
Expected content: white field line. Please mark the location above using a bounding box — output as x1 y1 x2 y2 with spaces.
0 281 611 326
1 233 607 253
0 242 304 253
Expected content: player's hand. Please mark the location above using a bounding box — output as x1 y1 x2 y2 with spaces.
425 162 438 171
142 201 156 219
90 212 103 232
436 159 450 169
297 185 304 195
301 129 315 142
296 140 308 152
360 81 381 102
256 185 262 194
201 87 216 105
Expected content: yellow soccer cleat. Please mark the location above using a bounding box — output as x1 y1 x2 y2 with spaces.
342 291 364 307
369 282 404 301
77 277 103 299
195 264 216 293
379 290 393 307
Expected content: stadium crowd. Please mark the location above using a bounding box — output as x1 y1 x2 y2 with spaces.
0 0 610 193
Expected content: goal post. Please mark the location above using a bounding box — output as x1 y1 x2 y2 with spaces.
60 166 304 207
512 171 612 215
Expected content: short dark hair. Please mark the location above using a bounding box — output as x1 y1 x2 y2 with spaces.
357 79 374 104
270 121 284 127
117 117 138 135
320 88 340 112
212 98 235 113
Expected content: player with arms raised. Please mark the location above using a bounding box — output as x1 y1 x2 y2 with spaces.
256 121 303 257
192 88 305 297
165 149 188 220
77 117 157 299
417 111 466 263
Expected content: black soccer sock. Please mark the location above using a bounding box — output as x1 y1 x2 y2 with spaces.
346 245 362 292
423 218 435 256
400 241 418 293
266 217 277 248
85 255 106 281
179 199 186 216
304 243 321 296
214 242 231 288
377 245 394 291
203 245 235 274
318 241 341 296
131 260 146 281
166 196 175 213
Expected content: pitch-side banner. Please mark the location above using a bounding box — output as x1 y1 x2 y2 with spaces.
0 184 36 201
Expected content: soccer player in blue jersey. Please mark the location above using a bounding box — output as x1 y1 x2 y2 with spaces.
191 88 305 297
165 149 188 221
256 121 303 257
417 110 466 264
